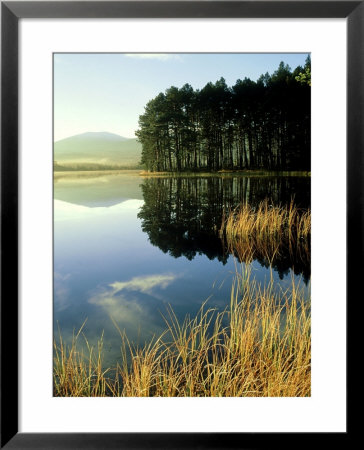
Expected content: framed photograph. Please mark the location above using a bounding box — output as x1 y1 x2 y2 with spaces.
1 1 358 448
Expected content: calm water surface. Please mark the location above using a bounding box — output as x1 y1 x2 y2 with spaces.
54 171 310 367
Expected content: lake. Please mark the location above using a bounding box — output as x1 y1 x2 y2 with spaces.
54 171 310 368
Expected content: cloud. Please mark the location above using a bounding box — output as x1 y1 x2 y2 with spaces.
88 274 178 333
124 53 182 61
109 274 177 295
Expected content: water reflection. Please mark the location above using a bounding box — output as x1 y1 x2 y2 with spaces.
54 170 143 207
138 176 310 281
54 173 310 368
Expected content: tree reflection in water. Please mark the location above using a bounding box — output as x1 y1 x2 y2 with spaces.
138 176 310 283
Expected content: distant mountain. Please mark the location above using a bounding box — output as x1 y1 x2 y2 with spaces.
54 132 142 168
66 131 131 142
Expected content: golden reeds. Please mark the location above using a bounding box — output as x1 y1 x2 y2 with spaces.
220 199 311 265
54 272 310 397
53 321 120 397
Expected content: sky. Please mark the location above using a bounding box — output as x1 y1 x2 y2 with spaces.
54 53 309 142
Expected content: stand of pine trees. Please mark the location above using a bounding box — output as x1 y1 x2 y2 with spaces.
136 59 311 172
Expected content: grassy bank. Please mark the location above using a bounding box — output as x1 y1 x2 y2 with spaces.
54 272 310 397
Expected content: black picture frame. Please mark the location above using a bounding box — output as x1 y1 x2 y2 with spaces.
1 1 358 448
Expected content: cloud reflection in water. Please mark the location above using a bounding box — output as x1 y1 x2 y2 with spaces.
88 274 178 332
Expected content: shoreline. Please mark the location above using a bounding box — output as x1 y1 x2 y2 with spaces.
54 168 311 177
139 169 311 177
53 169 142 178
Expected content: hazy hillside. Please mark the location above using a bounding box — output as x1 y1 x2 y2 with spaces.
54 132 142 169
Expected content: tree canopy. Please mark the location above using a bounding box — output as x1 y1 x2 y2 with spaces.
136 59 311 172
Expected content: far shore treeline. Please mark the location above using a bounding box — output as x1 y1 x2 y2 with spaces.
136 58 311 172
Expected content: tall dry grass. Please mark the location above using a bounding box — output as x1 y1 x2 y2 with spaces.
220 199 311 265
53 321 120 396
54 271 310 397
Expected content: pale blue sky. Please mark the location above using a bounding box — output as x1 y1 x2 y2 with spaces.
54 53 309 141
